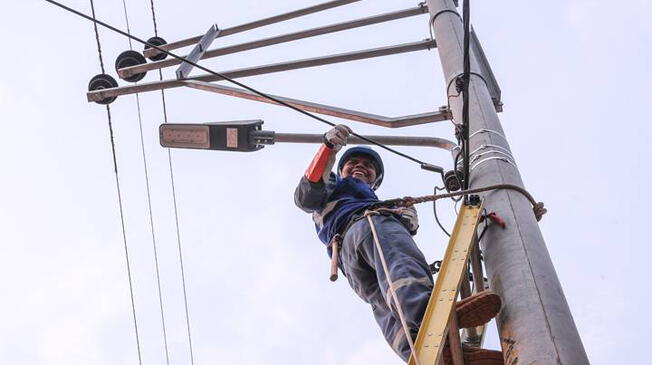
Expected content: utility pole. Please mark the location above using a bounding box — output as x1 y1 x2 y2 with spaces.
66 0 591 360
425 0 589 364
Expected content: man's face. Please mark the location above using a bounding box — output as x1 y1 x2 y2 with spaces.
341 155 377 186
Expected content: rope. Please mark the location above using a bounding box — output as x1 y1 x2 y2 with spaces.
380 183 547 221
120 1 170 363
45 0 435 169
147 0 197 363
88 1 142 364
364 210 423 365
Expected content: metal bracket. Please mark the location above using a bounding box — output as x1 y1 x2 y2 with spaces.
176 24 220 79
470 28 501 106
181 80 453 128
250 131 456 151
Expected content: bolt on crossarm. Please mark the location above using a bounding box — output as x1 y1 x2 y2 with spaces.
425 0 589 364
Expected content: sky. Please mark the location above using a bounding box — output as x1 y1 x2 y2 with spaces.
1 0 650 364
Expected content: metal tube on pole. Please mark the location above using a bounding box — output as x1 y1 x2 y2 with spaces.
143 0 362 58
425 0 589 364
267 132 456 151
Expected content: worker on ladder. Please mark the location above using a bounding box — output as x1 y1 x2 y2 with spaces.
295 125 504 364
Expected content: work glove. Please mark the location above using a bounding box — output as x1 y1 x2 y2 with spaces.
398 205 419 235
324 124 352 151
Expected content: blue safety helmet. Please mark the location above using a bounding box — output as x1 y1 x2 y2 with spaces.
337 146 384 190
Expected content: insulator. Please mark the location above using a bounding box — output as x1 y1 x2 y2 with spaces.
88 74 118 105
115 50 147 82
444 170 464 192
144 36 168 61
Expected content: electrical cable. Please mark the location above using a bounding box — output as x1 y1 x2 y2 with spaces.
461 0 471 194
453 137 464 193
88 1 142 364
432 186 451 237
148 0 159 36
146 0 197 363
118 0 171 363
45 0 436 170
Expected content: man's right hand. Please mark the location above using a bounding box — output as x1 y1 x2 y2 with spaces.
324 125 352 151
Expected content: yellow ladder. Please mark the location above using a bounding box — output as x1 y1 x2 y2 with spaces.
408 199 484 365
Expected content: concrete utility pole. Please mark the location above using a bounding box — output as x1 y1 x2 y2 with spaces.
425 0 589 364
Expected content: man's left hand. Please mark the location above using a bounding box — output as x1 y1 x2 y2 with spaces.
398 206 419 235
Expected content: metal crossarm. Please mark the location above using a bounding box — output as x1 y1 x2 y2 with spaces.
408 200 483 365
88 39 436 103
143 0 362 59
119 5 428 79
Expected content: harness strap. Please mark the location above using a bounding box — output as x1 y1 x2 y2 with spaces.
328 207 401 282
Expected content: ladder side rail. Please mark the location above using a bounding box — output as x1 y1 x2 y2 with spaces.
448 314 466 365
470 240 485 292
462 236 485 346
458 268 480 342
408 202 483 365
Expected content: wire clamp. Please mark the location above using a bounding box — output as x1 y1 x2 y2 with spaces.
447 72 489 95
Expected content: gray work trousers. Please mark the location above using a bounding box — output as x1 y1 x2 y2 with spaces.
339 214 433 362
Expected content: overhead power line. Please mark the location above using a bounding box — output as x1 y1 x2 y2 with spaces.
87 0 143 364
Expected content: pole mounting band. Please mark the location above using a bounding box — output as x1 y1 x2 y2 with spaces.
470 156 517 171
469 128 507 141
429 9 462 26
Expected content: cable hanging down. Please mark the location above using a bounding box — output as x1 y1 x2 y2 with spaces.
118 0 171 363
46 0 445 173
146 0 197 363
87 0 143 364
460 0 472 194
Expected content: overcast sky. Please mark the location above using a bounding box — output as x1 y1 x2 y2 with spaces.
1 0 650 364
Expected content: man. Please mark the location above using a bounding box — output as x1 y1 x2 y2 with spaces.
294 125 503 364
